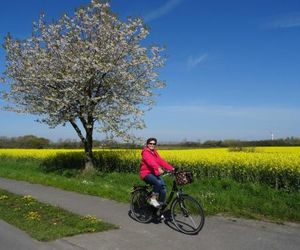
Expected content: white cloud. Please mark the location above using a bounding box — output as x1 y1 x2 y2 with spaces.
263 12 300 29
187 54 208 69
144 0 184 22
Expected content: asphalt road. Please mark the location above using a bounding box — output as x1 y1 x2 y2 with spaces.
0 177 299 250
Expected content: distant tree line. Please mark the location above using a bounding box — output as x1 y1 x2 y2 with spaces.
0 135 51 149
0 135 139 149
165 137 300 148
0 135 300 149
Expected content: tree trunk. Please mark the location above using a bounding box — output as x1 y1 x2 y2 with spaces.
69 118 95 175
82 127 95 175
84 144 94 172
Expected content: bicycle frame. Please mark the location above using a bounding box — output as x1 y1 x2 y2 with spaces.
157 172 183 213
131 171 187 215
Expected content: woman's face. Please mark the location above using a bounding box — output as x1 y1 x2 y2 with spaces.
147 140 156 151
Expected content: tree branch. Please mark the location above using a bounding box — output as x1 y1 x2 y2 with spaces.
69 119 86 143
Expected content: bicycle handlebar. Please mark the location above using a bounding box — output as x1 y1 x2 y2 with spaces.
161 170 176 177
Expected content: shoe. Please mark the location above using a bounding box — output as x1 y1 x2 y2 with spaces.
149 198 160 208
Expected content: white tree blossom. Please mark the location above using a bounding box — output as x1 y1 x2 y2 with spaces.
1 0 166 170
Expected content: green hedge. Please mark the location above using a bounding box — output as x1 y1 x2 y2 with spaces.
41 151 140 175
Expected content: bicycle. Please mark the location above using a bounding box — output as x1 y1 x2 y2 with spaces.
130 170 205 235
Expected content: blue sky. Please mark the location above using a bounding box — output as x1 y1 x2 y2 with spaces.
1 0 300 142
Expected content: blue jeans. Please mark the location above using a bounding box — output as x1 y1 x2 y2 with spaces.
144 174 167 203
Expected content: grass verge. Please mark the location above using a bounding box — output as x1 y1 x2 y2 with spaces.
0 188 117 241
0 156 299 223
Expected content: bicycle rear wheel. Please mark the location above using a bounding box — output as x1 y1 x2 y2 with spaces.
171 194 205 235
130 189 154 223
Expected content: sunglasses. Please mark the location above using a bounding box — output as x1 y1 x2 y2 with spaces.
148 142 156 145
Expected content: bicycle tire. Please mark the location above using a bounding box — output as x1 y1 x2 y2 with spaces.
171 194 205 235
130 189 154 223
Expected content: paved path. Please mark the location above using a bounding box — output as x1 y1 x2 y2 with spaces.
0 177 299 250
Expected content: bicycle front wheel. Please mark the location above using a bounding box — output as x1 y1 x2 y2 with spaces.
171 194 205 235
130 189 154 223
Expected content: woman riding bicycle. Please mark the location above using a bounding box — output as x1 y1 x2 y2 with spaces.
140 138 175 208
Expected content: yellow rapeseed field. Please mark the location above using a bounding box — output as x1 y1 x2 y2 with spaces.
0 147 299 190
0 149 82 159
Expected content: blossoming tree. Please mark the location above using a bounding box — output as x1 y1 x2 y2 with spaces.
1 0 165 171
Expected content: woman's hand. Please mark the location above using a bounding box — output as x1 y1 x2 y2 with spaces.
158 167 164 175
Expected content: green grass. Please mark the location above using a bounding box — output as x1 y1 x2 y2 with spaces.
183 178 300 222
0 188 117 241
0 156 299 223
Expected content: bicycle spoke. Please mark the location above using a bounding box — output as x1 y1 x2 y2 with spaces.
130 189 153 223
171 195 205 234
179 203 198 228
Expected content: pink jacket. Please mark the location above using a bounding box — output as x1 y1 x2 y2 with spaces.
140 147 174 179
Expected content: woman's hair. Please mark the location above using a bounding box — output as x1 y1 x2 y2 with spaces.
146 137 157 145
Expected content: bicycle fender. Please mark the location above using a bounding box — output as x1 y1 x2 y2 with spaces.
131 185 149 193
